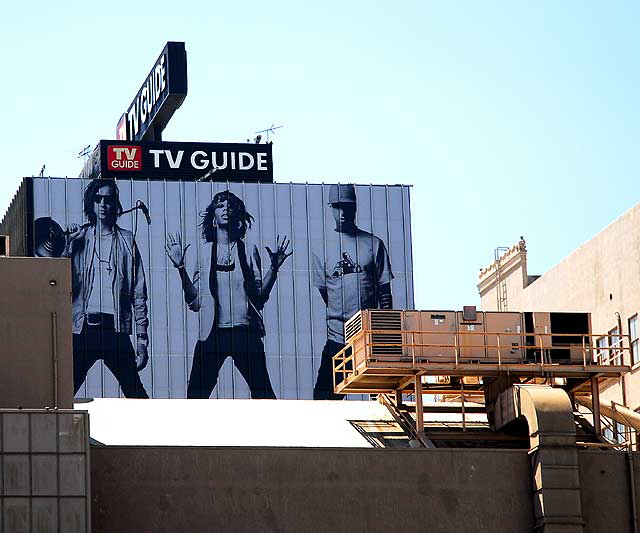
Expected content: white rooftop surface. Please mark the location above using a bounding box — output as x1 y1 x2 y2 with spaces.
75 398 397 447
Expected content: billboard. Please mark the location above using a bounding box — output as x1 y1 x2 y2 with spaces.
84 140 273 182
116 41 188 142
31 177 413 399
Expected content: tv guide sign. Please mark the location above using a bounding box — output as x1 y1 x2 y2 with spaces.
116 42 188 142
101 140 273 182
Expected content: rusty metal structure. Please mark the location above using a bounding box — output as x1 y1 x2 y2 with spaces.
333 308 639 531
333 309 631 447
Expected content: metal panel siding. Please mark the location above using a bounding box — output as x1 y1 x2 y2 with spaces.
30 177 413 400
0 178 32 257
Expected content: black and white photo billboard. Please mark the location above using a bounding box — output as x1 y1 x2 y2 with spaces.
30 178 413 400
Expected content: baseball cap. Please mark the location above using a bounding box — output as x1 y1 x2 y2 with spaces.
328 184 357 205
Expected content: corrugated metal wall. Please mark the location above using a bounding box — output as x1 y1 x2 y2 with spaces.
0 178 32 257
31 178 414 400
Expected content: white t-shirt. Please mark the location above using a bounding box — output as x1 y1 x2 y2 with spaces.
215 243 250 328
86 233 116 316
313 228 393 343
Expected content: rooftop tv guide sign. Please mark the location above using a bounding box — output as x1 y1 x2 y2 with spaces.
98 140 273 182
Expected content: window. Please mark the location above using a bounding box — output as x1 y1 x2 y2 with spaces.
596 336 609 364
604 426 614 441
609 327 620 364
615 422 627 444
629 315 639 365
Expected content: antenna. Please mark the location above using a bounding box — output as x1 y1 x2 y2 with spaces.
196 166 220 182
78 145 91 163
255 124 283 143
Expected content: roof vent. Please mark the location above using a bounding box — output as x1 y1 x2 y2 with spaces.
462 305 477 321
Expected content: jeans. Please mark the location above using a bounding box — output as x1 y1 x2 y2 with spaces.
187 326 276 399
313 339 346 400
73 318 148 399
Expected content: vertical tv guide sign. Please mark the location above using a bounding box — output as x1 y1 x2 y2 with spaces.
116 42 188 142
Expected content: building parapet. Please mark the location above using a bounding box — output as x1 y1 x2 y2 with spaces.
478 237 527 284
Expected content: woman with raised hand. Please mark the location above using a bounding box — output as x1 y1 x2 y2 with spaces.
165 190 292 399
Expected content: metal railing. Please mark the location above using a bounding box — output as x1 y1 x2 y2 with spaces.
333 329 632 389
595 335 627 366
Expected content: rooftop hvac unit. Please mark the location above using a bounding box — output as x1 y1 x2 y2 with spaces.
343 310 592 367
344 310 404 362
484 311 524 362
403 310 457 361
369 310 403 356
524 312 592 363
344 311 364 343
456 310 486 360
0 235 8 256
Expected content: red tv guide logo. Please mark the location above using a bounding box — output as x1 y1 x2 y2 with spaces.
107 145 142 171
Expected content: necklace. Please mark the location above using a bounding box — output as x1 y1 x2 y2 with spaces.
94 233 114 274
216 241 236 267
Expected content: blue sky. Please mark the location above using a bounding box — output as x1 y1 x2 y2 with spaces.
1 1 638 309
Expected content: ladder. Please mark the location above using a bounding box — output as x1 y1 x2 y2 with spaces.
494 247 509 311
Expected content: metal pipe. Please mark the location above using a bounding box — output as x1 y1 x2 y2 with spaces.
628 451 639 533
51 312 58 408
415 375 424 437
539 335 545 368
454 332 459 365
461 379 466 432
618 311 631 448
592 377 601 435
622 374 632 449
617 311 623 361
411 330 415 365
576 396 640 433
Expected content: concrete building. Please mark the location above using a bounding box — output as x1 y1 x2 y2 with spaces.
0 256 74 410
478 203 640 445
0 257 90 532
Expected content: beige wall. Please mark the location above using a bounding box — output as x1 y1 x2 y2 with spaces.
478 204 640 410
479 203 640 321
579 450 636 533
89 446 640 533
0 257 74 409
91 446 535 533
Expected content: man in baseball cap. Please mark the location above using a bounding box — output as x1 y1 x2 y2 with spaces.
328 183 357 204
312 184 394 399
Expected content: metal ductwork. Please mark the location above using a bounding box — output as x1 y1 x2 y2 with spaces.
494 384 584 532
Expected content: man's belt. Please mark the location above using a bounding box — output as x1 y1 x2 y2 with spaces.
85 313 115 328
